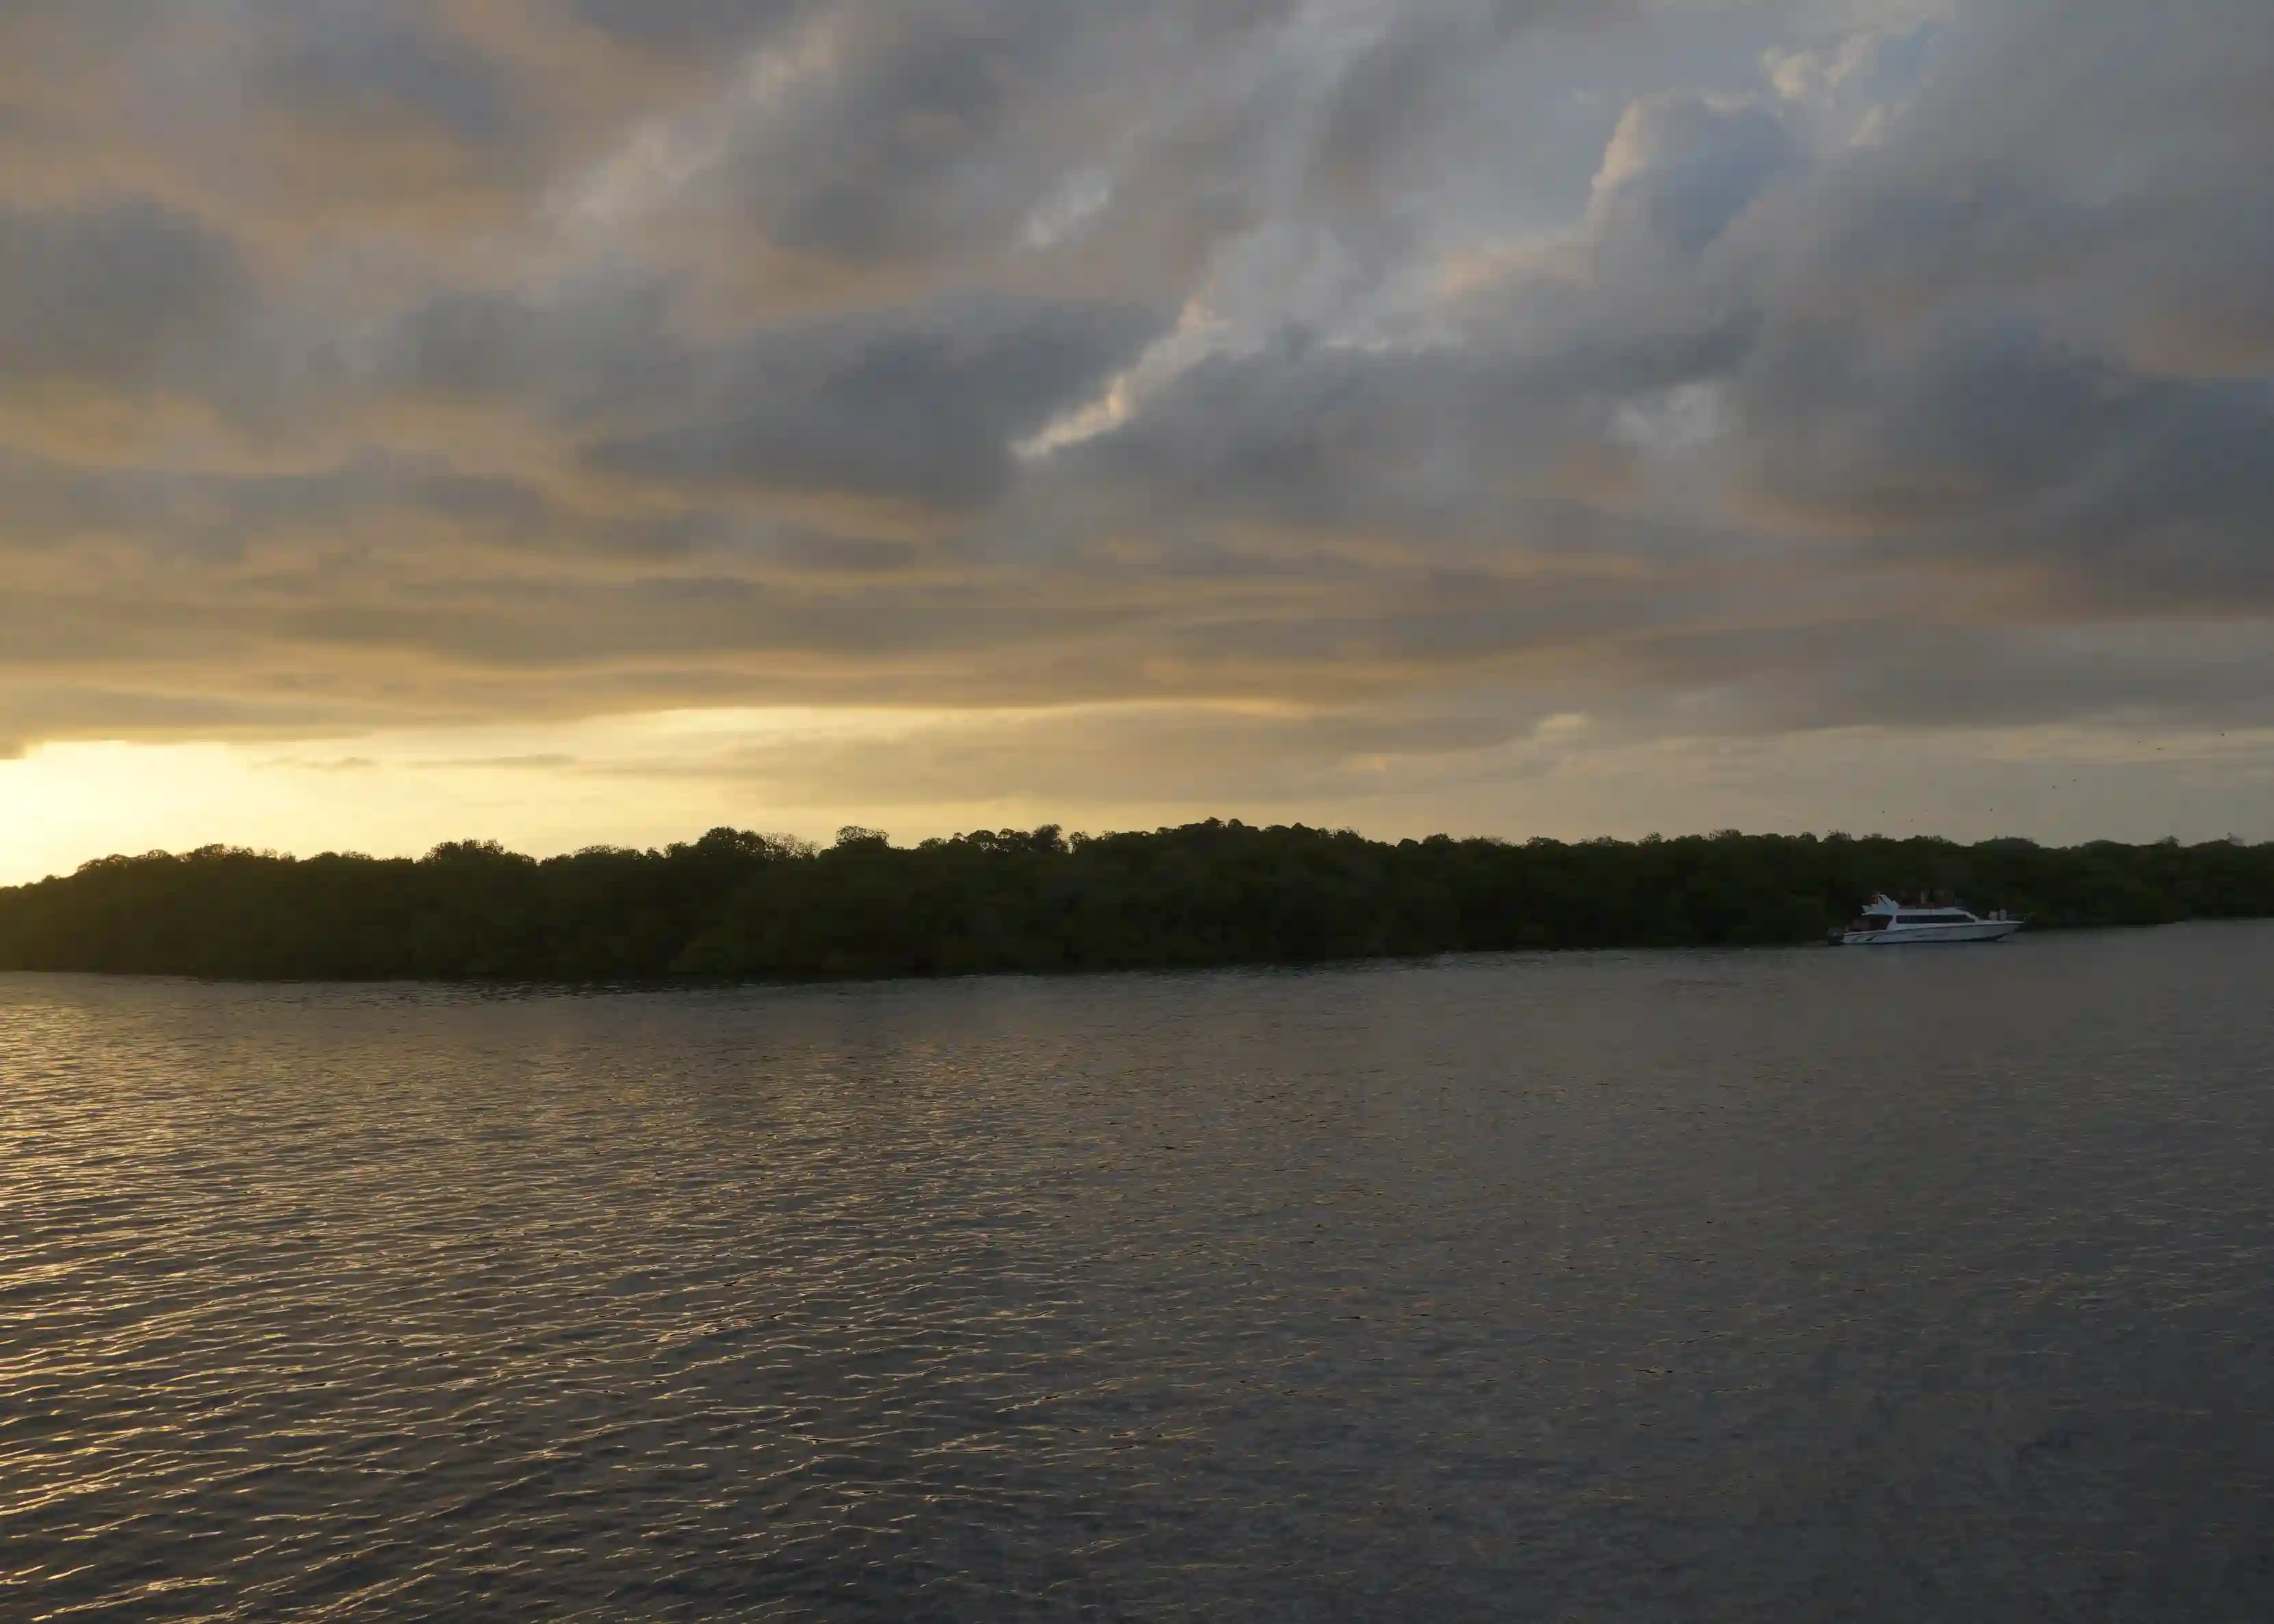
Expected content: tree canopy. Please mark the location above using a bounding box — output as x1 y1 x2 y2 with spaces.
3 823 2269 983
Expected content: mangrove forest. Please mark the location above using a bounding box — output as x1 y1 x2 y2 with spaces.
2 823 2271 983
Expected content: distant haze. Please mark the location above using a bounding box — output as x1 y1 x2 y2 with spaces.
2 1 2270 879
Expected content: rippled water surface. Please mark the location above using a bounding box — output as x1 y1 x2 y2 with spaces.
5 927 2273 1621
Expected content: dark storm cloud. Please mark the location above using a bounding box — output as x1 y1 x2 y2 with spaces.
673 0 1301 269
724 12 1037 260
1622 618 2274 740
1593 94 1802 257
257 1 514 145
1047 323 1751 537
0 198 247 386
0 0 2271 764
589 297 1163 506
1736 317 2274 602
384 282 690 415
1048 1 2274 618
567 0 815 59
1299 0 1598 213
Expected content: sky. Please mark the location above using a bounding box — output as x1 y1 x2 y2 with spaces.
1 0 2271 881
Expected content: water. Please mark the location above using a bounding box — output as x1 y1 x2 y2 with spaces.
3 925 2271 1621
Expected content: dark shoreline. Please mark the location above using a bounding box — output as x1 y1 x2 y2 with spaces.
11 920 2273 999
5 822 2271 985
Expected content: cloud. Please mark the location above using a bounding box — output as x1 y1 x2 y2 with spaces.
0 198 248 387
1590 93 1801 256
588 294 1164 506
0 0 2269 838
566 0 817 62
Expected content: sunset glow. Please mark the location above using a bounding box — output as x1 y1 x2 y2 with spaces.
1 0 2269 866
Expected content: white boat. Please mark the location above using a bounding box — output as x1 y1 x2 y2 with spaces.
1829 894 2023 946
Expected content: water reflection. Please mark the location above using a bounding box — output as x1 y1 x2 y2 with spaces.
4 928 2272 1618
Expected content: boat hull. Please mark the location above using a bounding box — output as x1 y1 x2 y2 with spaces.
1834 920 2023 946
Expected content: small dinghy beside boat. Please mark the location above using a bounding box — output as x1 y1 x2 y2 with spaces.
1828 895 2023 946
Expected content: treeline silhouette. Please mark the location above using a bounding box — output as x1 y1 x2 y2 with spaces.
3 823 2271 983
